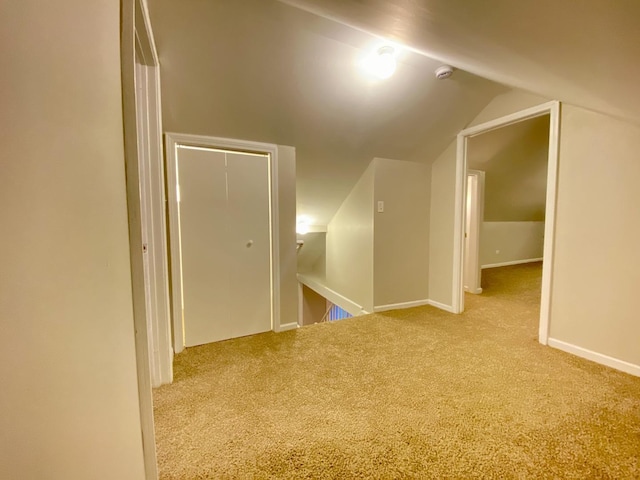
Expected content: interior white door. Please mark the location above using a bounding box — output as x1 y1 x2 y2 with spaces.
177 147 271 347
464 171 484 294
463 176 474 290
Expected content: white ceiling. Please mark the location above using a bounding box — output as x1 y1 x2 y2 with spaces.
280 0 640 125
149 0 506 225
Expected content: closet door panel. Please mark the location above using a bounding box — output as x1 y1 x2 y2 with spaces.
226 152 272 338
178 148 231 347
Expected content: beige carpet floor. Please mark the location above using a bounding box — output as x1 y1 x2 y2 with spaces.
153 263 640 479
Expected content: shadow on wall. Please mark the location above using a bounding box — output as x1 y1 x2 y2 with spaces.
468 114 550 268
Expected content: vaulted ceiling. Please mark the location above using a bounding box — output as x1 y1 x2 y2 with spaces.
468 115 550 222
281 0 640 125
149 0 639 227
148 0 506 225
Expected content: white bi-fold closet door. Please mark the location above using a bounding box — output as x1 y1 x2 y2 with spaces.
175 145 272 347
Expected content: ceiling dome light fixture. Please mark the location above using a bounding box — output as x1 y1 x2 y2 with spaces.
362 45 397 80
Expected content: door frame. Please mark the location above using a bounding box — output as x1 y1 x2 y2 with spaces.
134 8 173 388
464 170 485 295
121 0 163 477
452 101 560 345
165 133 282 354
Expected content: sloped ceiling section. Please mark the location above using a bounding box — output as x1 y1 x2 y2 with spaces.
282 0 640 125
149 0 505 225
468 115 550 222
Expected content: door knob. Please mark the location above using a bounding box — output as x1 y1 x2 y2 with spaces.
246 240 254 248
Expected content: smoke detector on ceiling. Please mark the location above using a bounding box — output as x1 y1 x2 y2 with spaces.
435 65 454 79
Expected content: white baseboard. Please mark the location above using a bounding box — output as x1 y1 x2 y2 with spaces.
464 287 483 294
427 299 456 314
374 299 430 313
547 338 640 377
277 322 299 332
481 257 543 269
373 299 457 314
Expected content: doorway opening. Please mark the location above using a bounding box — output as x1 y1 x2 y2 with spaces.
464 115 550 295
453 102 560 345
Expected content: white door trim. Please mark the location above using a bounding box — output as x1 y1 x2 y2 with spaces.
297 282 304 327
123 0 163 477
453 101 560 345
134 1 173 388
165 133 282 354
464 170 484 295
134 45 172 389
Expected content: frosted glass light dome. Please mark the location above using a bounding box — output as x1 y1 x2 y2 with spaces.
362 46 396 79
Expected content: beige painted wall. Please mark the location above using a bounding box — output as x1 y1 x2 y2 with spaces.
326 162 375 312
480 222 545 266
428 89 550 307
313 248 327 278
0 1 146 479
277 146 299 326
373 158 430 307
468 116 549 222
549 106 640 366
297 232 326 274
469 90 551 127
301 285 328 325
428 142 458 306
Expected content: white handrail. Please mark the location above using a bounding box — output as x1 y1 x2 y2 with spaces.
297 273 366 316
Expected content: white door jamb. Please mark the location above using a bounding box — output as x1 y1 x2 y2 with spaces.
122 0 164 477
134 0 173 387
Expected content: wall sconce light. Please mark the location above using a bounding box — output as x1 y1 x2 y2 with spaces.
296 222 310 235
296 216 311 235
